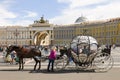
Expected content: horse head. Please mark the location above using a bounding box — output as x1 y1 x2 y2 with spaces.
6 45 21 55
101 45 112 55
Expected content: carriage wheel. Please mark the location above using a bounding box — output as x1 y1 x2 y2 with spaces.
93 52 114 72
55 56 68 70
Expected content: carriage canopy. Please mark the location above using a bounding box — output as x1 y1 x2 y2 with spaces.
71 36 98 51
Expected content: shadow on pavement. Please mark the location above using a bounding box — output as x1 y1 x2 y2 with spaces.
29 69 95 74
0 68 107 73
0 69 33 72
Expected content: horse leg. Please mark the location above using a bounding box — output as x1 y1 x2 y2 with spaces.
18 58 21 70
33 58 38 70
38 60 41 70
34 61 38 71
21 58 24 70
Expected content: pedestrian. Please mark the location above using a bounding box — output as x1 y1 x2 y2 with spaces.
44 46 48 55
2 47 7 62
10 50 16 64
112 44 116 49
47 46 57 72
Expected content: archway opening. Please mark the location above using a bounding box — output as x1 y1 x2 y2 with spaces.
34 31 50 46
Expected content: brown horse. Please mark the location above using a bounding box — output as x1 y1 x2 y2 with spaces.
6 45 41 70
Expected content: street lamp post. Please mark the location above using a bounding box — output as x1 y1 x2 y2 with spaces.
14 29 19 45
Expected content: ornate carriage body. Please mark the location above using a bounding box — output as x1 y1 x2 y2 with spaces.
55 35 114 72
70 36 98 63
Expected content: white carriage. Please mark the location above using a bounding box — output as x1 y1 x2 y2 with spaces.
55 35 114 72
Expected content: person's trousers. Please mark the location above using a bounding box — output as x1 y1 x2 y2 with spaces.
47 59 55 71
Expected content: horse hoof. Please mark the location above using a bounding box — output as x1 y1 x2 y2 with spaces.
18 68 21 70
37 68 40 70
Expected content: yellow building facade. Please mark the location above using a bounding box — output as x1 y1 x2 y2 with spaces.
0 17 120 47
54 17 120 46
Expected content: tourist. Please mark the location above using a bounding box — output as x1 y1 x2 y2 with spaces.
10 50 16 64
47 46 57 72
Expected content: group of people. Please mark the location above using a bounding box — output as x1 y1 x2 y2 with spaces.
6 50 18 64
2 47 18 64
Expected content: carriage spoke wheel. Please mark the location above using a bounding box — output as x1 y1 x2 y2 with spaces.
93 52 114 72
55 56 68 71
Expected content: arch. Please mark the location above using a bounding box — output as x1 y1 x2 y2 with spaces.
33 31 50 46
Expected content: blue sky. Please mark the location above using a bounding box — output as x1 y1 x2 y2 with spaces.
0 0 120 26
9 0 66 18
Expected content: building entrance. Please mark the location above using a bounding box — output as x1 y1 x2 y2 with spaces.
34 31 50 46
